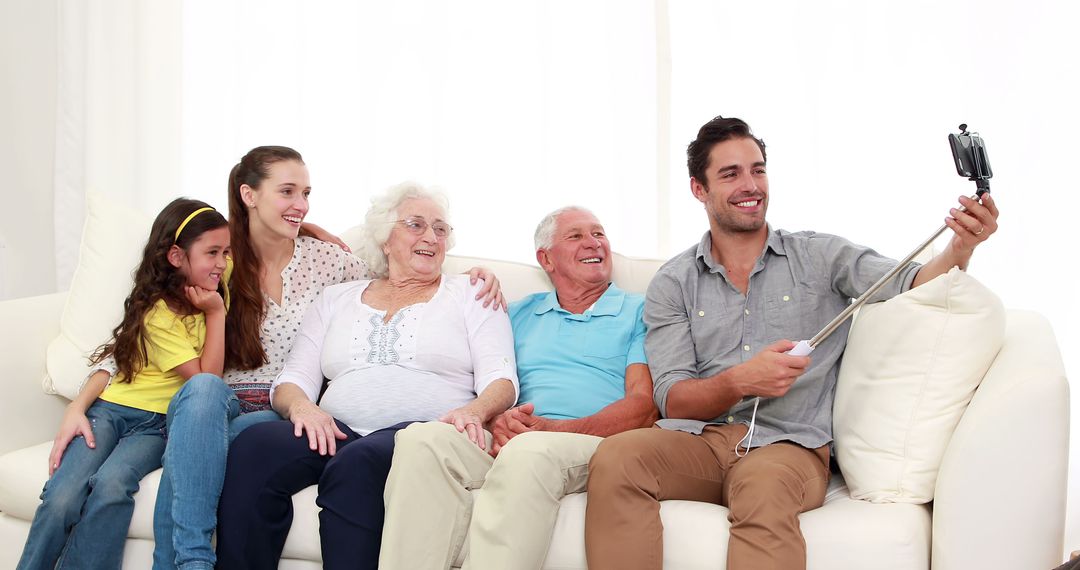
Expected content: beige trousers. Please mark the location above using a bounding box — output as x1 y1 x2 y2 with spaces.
584 424 830 570
380 422 602 570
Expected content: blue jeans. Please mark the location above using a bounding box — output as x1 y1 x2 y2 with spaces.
151 374 280 570
18 400 166 570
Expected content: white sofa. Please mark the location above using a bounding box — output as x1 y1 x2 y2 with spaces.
0 251 1070 570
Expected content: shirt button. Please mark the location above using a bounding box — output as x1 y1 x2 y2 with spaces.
727 416 734 423
744 309 750 315
783 295 791 301
698 310 705 317
743 345 750 351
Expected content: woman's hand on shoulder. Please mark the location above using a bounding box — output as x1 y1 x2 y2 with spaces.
185 285 225 315
439 406 488 450
48 404 95 476
287 399 348 456
467 266 507 311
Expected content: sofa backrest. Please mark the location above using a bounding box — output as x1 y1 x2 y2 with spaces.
342 224 666 302
442 252 665 302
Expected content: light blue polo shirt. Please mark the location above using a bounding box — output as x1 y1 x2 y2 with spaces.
509 283 647 420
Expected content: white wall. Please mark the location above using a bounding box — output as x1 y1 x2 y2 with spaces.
0 0 57 301
1 0 1075 560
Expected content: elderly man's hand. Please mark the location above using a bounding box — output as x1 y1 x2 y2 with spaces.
468 267 507 311
489 403 550 456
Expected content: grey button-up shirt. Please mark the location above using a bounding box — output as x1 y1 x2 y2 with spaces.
644 228 921 449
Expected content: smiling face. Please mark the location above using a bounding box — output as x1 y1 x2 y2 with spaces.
172 226 231 290
691 136 770 236
383 197 448 280
241 159 311 240
538 209 612 289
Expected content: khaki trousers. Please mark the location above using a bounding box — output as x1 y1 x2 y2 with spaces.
380 422 602 570
584 424 830 570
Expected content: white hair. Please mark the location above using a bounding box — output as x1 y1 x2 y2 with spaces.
533 205 594 251
355 181 454 278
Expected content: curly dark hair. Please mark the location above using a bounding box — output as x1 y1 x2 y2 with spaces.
225 146 305 371
90 198 227 383
687 116 767 185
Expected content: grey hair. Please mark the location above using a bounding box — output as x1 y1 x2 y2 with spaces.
533 205 595 251
355 181 454 278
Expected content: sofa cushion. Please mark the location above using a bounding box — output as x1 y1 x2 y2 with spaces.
0 440 323 561
834 267 1005 503
44 194 153 399
0 442 52 521
2 436 932 569
341 223 659 300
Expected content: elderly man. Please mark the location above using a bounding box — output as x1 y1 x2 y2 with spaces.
584 116 999 570
379 206 659 570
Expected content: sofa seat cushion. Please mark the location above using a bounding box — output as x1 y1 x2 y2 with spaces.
519 476 929 570
0 442 60 523
0 441 324 561
2 444 930 569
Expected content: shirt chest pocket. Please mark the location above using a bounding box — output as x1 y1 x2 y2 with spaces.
763 290 824 343
583 323 631 360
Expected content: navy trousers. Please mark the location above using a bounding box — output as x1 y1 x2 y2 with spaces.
215 419 414 570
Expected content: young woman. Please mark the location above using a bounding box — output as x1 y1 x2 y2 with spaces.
20 199 230 570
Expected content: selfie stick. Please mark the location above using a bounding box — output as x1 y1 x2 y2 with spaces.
787 192 985 356
735 126 993 455
789 123 992 358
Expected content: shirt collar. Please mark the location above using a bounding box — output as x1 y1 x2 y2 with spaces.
695 224 786 273
533 283 624 317
764 225 787 256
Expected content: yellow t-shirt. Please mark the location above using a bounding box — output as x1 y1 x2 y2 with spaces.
99 299 206 414
99 258 230 413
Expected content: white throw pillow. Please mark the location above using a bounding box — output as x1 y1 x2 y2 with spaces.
43 194 152 399
833 267 1004 503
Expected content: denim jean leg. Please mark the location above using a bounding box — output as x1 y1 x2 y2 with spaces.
152 374 238 570
52 402 166 570
228 409 283 443
17 402 123 570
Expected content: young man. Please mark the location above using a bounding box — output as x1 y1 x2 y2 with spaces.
584 116 998 570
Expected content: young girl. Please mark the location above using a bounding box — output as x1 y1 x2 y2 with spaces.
18 198 231 570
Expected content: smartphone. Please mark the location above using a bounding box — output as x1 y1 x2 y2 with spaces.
948 128 992 181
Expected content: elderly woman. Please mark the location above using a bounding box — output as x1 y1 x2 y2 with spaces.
214 182 518 570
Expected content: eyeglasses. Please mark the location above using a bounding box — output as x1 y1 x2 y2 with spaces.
393 216 453 239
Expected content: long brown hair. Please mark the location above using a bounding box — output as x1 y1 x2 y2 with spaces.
225 146 305 370
91 198 227 382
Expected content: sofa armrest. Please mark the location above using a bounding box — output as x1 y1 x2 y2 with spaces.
0 293 71 456
932 310 1069 570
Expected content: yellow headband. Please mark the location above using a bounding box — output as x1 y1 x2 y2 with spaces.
174 207 216 242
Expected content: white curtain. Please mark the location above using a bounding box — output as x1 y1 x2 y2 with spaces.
53 0 183 290
178 0 659 265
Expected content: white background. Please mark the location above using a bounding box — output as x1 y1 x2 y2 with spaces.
2 0 1077 558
